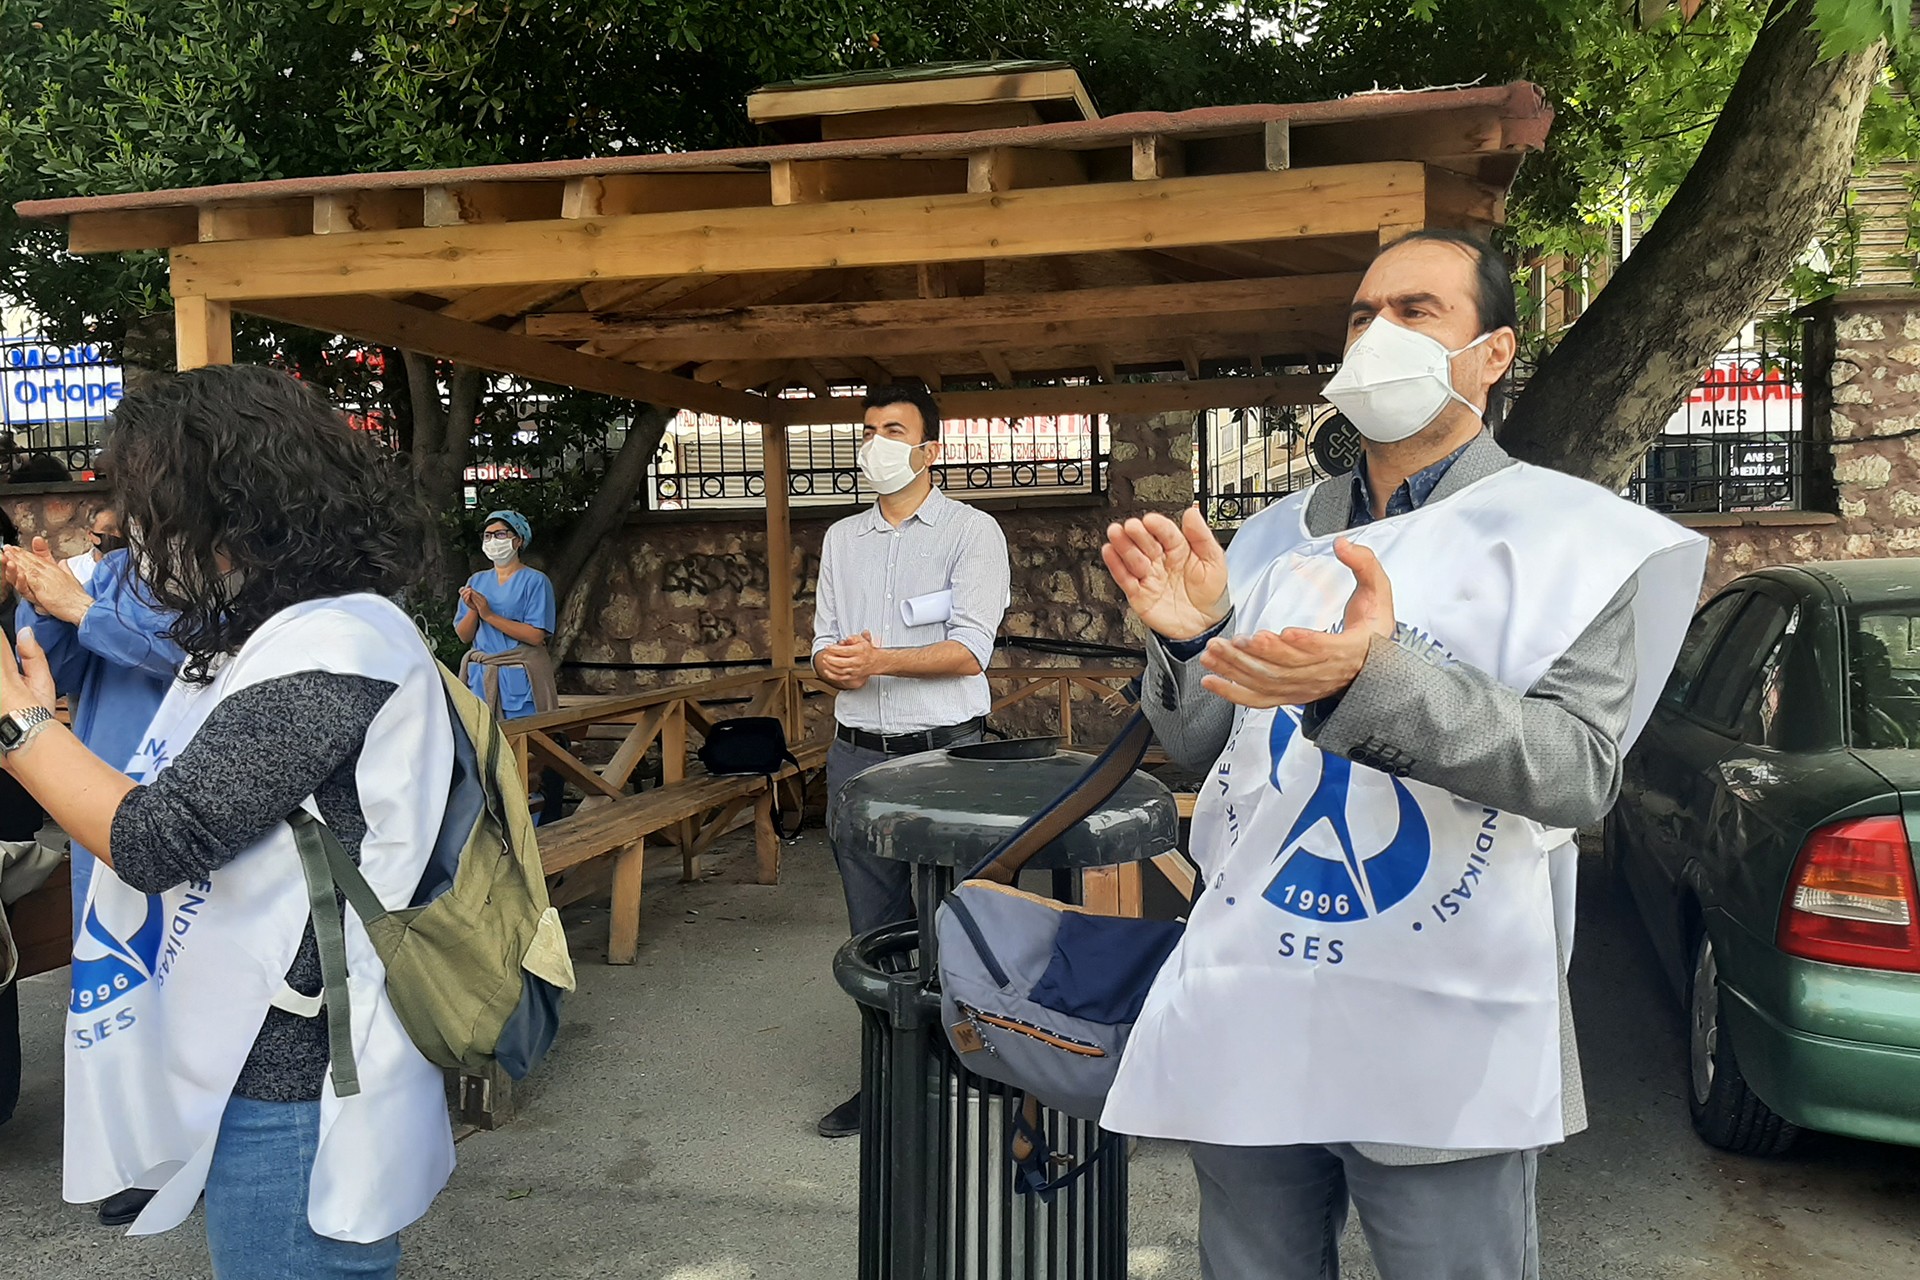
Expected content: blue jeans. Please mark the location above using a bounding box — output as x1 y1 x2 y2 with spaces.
203 1096 401 1280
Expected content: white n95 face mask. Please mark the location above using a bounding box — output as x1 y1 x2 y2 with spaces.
1322 317 1494 444
857 435 925 495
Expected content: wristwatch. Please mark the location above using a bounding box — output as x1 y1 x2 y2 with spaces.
0 706 55 755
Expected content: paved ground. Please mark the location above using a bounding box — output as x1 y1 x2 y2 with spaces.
2 832 1916 1278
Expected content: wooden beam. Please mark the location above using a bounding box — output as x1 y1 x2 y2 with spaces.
198 200 310 243
823 102 1045 141
1289 105 1509 170
241 294 782 421
1132 136 1185 182
169 164 1427 302
1424 166 1507 228
313 190 423 235
915 261 986 299
175 296 233 370
423 182 564 226
440 282 581 324
763 421 796 669
1093 351 1117 383
525 274 1360 355
980 349 1015 386
562 172 771 218
770 158 968 205
967 146 1089 193
782 375 1325 424
748 65 1095 126
66 207 198 254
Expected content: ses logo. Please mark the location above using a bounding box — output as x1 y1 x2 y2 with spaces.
69 893 165 1031
1260 709 1432 925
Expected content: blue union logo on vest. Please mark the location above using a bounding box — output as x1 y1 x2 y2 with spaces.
70 894 164 1016
1261 709 1432 922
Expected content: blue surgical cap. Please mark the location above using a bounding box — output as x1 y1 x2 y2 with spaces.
485 509 533 549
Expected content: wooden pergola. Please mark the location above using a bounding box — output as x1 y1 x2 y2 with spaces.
18 62 1551 676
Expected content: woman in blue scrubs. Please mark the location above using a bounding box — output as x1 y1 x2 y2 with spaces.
454 510 557 720
454 511 564 820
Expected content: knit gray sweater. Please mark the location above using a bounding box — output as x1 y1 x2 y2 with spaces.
110 671 396 1102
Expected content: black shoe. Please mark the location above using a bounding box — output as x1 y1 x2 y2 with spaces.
817 1092 861 1139
98 1188 155 1227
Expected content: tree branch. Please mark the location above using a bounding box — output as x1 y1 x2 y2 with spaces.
1503 0 1885 486
546 404 675 661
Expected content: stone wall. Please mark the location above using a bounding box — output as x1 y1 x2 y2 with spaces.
1692 288 1920 597
0 484 102 559
566 410 1193 698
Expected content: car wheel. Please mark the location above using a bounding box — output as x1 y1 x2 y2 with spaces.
1685 930 1800 1156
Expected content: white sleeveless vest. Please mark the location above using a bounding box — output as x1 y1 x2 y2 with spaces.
63 594 456 1241
1102 464 1706 1150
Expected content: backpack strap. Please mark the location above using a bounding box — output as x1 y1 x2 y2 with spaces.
1009 1092 1111 1202
288 808 396 1101
963 711 1154 886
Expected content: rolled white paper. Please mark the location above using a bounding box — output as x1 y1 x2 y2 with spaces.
902 589 954 627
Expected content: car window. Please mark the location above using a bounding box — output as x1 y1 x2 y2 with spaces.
1849 608 1920 748
1692 595 1793 729
1733 627 1793 747
1662 593 1743 709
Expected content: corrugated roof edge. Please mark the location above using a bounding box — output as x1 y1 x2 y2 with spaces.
15 81 1549 223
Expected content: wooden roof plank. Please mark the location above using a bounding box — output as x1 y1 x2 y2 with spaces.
67 207 199 254
242 294 780 421
168 163 1426 302
781 374 1325 424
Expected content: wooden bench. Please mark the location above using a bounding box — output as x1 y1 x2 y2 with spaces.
536 742 828 965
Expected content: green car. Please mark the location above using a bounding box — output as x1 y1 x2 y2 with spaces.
1608 559 1920 1156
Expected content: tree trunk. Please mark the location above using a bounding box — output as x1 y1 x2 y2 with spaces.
1502 0 1885 486
546 404 675 663
401 353 484 601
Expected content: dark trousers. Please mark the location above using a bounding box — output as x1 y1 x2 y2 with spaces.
826 730 984 938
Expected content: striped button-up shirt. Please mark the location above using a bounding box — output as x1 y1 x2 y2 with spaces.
812 486 1010 734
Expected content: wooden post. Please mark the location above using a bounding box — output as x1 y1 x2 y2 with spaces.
762 419 796 721
174 296 233 369
662 704 696 880
607 836 645 965
1081 865 1145 918
754 786 782 885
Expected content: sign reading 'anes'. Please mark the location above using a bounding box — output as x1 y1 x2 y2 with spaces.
2 339 126 428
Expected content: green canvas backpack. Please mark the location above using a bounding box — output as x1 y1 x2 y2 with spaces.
289 667 576 1096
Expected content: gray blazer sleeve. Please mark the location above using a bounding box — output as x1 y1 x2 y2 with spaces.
1141 610 1238 773
1305 579 1639 829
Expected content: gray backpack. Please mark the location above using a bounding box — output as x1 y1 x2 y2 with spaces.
934 715 1183 1189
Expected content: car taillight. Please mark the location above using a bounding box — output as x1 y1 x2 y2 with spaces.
1778 816 1920 973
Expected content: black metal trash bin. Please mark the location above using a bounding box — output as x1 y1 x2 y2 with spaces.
831 738 1178 1280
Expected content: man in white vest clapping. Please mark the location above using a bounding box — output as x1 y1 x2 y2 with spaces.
1098 230 1707 1279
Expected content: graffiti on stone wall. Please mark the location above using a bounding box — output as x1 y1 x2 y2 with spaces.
659 550 821 602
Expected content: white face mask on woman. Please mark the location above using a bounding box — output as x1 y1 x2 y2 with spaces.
482 536 517 565
857 434 928 495
1322 316 1495 444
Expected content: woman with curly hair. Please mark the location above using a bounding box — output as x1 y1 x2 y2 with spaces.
0 364 456 1279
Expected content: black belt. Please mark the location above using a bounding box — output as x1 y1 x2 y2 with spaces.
836 717 984 756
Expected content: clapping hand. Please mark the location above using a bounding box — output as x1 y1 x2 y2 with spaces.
3 537 94 625
1198 538 1396 709
458 586 490 620
1100 507 1231 642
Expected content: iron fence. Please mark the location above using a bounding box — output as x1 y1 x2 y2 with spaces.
1193 394 1351 526
650 403 1107 510
0 306 119 483
1625 329 1805 514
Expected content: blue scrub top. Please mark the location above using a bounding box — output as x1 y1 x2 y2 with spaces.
455 565 556 720
17 549 182 934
